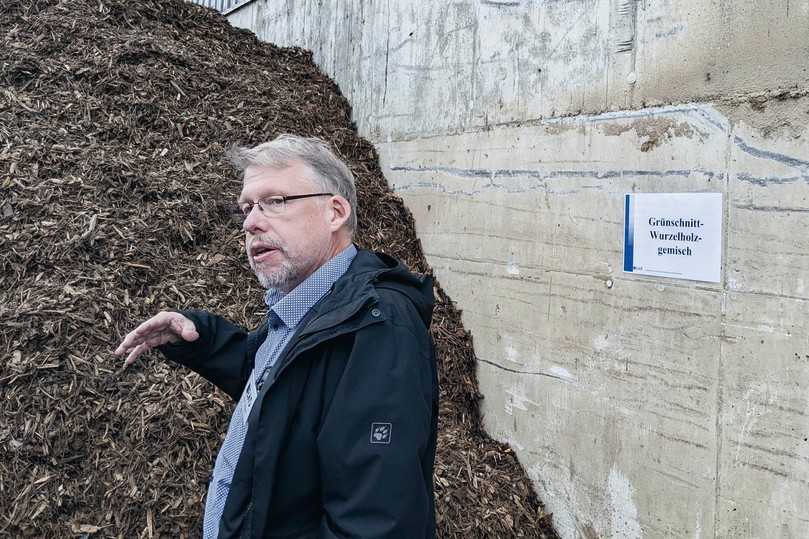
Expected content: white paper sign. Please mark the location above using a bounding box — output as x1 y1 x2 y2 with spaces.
623 193 723 283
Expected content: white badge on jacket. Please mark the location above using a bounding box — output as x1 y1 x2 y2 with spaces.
241 372 258 425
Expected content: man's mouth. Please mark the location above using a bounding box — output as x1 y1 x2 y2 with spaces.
250 243 281 263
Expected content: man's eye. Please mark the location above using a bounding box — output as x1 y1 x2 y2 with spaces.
266 198 284 208
240 204 251 215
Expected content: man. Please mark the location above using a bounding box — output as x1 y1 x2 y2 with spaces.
114 135 438 538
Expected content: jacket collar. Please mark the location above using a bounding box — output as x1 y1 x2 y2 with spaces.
247 249 433 357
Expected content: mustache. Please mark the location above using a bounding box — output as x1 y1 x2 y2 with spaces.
247 236 286 255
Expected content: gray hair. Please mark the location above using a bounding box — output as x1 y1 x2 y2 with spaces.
228 134 358 233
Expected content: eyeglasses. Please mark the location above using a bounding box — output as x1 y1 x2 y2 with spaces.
238 192 333 218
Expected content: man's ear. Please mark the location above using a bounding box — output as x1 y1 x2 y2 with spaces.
327 195 351 232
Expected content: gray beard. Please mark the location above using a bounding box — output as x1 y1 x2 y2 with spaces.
251 258 299 291
246 235 333 292
247 236 297 291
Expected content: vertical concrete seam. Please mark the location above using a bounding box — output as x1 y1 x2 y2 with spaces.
251 2 260 43
301 0 307 49
712 109 735 539
344 0 353 110
601 0 609 112
316 0 324 67
629 0 638 86
469 7 479 128
382 0 390 106
331 0 339 75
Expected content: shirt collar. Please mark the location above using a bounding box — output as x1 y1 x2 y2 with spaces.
263 244 358 328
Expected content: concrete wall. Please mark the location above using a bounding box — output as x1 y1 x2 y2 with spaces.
228 1 809 537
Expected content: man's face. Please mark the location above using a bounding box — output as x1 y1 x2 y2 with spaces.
239 161 335 292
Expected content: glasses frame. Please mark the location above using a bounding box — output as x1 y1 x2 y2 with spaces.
238 192 334 218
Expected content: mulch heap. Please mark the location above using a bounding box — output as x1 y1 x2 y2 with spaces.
0 1 558 537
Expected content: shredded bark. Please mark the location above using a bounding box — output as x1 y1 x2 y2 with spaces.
0 1 558 537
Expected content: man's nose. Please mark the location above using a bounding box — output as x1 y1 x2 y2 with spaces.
242 205 268 234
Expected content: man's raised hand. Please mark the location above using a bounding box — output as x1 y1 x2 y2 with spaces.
114 311 199 367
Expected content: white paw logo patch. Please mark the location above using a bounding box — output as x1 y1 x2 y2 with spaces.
370 422 392 444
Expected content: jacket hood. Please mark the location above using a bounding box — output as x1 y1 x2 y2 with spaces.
344 249 435 327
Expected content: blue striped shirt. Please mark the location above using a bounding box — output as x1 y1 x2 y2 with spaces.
203 244 358 538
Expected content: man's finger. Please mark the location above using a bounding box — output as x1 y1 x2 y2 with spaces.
123 342 150 367
115 325 152 355
114 332 139 356
142 330 180 348
114 312 178 355
115 330 149 356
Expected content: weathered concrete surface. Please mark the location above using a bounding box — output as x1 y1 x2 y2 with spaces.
378 104 809 537
230 0 809 142
380 106 725 537
716 118 809 539
227 1 809 537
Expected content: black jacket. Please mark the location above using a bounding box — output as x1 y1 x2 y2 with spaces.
159 250 438 538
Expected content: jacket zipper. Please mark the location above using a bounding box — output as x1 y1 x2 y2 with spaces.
245 300 382 537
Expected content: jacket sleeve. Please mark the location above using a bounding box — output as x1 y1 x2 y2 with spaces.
156 309 250 401
317 302 437 538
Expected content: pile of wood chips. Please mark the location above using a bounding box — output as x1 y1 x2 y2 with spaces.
0 1 557 537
